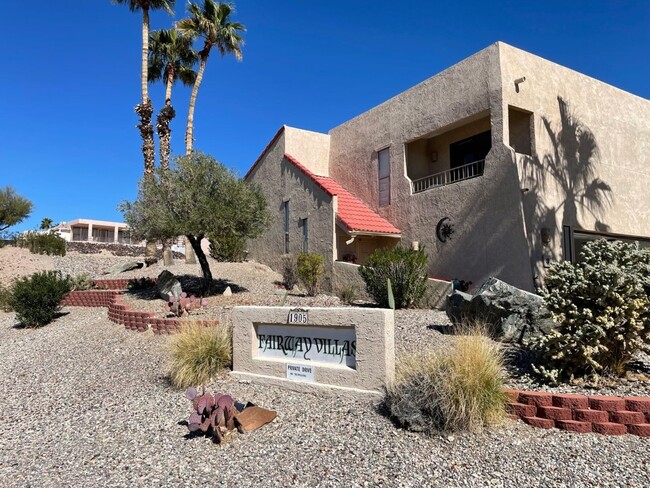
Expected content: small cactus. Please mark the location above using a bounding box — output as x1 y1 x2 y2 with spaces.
186 388 239 443
166 293 208 317
387 278 395 310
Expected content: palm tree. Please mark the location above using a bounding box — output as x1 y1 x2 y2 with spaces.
112 0 176 175
40 218 53 231
177 1 245 154
148 29 198 169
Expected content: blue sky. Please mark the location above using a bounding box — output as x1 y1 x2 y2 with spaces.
1 0 648 232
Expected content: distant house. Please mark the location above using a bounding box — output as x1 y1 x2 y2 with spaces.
245 42 650 292
53 219 135 244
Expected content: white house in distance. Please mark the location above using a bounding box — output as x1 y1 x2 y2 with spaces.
53 219 134 244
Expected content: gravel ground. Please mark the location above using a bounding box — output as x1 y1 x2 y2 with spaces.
1 308 649 487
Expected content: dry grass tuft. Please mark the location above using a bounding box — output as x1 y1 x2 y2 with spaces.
169 321 233 389
385 322 507 433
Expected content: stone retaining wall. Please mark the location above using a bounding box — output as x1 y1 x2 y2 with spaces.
60 279 218 335
505 389 650 436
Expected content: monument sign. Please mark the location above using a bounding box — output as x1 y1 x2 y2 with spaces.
232 306 394 395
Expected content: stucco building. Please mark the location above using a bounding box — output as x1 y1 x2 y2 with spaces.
53 219 134 244
245 42 650 292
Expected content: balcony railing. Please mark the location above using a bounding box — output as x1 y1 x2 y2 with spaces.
411 159 485 194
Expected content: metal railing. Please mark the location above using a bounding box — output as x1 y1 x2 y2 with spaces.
411 159 485 194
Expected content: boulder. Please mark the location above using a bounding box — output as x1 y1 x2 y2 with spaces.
445 277 554 343
157 270 182 300
105 261 144 275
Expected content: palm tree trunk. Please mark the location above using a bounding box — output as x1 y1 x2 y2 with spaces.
141 8 149 103
185 53 208 155
136 7 155 176
140 6 156 260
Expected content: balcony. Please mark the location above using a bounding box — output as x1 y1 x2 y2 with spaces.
411 159 485 194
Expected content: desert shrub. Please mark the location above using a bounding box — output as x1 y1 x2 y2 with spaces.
9 271 72 327
169 322 233 388
127 277 156 291
0 283 13 312
16 231 66 256
336 284 358 304
359 246 428 309
209 234 247 262
385 325 506 433
282 256 299 290
528 240 650 384
70 273 93 291
297 253 324 296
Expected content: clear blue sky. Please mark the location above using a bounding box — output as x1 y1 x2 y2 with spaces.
1 1 648 232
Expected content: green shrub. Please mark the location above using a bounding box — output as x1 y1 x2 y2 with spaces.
385 324 506 433
359 246 428 309
16 231 66 256
209 234 247 262
169 322 233 388
127 277 156 291
70 273 93 291
0 283 13 312
296 253 324 296
528 239 650 384
282 256 299 290
336 284 358 304
9 271 72 327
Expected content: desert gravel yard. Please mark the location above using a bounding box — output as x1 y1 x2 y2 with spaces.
1 306 650 487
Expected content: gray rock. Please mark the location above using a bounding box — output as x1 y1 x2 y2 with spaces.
105 261 143 275
222 286 232 297
157 270 182 300
445 277 553 343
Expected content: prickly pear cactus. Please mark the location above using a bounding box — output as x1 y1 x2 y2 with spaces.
166 292 208 317
186 388 239 443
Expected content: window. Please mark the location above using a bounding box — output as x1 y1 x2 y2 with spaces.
92 228 113 243
378 148 390 207
283 201 290 253
302 218 309 253
72 227 88 241
564 226 650 263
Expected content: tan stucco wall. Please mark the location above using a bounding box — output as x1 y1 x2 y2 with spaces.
498 43 650 282
246 131 336 288
284 126 331 176
328 43 534 290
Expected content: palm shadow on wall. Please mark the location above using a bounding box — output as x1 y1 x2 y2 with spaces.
521 96 613 255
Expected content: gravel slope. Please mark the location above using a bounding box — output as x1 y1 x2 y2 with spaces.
1 309 649 487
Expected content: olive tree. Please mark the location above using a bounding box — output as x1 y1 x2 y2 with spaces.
120 151 270 285
0 186 33 232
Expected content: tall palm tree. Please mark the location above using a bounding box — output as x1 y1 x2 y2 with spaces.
177 1 245 154
148 29 198 169
112 0 176 175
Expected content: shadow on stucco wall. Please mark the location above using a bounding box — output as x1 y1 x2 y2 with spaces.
520 97 612 279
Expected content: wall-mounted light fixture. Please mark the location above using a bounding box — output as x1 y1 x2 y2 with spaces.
541 227 551 244
431 151 438 163
345 236 356 245
515 76 527 93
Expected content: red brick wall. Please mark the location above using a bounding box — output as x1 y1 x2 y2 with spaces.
505 389 650 436
60 279 218 335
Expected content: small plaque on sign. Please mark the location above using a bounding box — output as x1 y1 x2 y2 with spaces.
288 309 308 324
286 363 314 382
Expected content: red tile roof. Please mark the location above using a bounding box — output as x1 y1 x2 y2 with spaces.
284 154 400 235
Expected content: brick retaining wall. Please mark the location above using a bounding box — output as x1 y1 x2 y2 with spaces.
60 279 218 335
505 389 650 436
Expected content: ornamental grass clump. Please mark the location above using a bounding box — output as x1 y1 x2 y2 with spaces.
169 321 233 389
385 324 507 433
9 271 72 327
528 239 650 384
359 246 428 309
